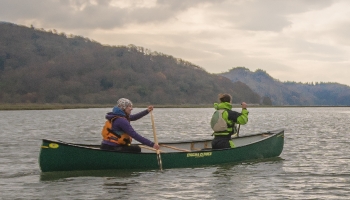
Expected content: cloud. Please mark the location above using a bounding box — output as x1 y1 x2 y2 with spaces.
200 0 334 32
1 0 220 30
1 0 350 86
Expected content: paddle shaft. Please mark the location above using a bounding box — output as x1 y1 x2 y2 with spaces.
150 111 159 144
237 124 241 137
150 111 163 170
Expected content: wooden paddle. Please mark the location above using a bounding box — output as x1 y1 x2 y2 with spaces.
237 124 241 137
150 111 163 170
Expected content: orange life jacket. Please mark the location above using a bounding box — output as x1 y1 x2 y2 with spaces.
101 116 132 146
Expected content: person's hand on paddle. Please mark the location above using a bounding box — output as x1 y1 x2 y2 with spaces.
153 143 160 150
241 102 247 109
147 105 154 112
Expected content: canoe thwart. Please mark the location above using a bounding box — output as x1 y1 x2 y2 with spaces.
160 144 191 152
190 143 202 151
139 145 163 153
204 142 208 149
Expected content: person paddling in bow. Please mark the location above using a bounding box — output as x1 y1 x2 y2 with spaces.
210 93 249 149
100 98 160 152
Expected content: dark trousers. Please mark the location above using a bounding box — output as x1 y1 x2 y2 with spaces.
100 143 141 153
211 136 232 149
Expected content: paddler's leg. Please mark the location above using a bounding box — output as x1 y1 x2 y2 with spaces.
212 136 231 149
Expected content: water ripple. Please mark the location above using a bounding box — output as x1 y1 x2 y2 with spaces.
0 107 349 199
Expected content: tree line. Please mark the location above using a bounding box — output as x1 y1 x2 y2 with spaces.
0 22 262 105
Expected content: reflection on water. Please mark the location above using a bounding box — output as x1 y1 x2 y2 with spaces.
40 169 142 181
40 157 284 182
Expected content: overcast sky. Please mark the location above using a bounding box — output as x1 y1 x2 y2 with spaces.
1 0 350 86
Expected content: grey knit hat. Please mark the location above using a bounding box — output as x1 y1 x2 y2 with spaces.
116 98 133 110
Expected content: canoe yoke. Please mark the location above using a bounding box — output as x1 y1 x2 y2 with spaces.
139 141 212 153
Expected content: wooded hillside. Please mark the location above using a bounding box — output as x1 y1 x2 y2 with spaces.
0 22 260 105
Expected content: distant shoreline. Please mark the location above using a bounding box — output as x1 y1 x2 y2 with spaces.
0 103 348 111
0 103 214 110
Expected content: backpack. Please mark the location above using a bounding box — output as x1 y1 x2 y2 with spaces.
210 110 228 132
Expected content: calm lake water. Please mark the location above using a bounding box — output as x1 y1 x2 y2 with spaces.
0 107 349 199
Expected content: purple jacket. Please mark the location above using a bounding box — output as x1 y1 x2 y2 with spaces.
102 108 155 148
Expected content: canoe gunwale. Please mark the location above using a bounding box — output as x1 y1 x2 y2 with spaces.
41 129 284 154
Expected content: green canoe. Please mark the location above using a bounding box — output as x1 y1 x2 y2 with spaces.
39 129 284 172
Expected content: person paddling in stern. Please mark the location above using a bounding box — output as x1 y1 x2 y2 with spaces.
210 93 249 149
100 98 160 152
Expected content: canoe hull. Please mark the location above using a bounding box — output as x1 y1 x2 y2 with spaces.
39 129 284 172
